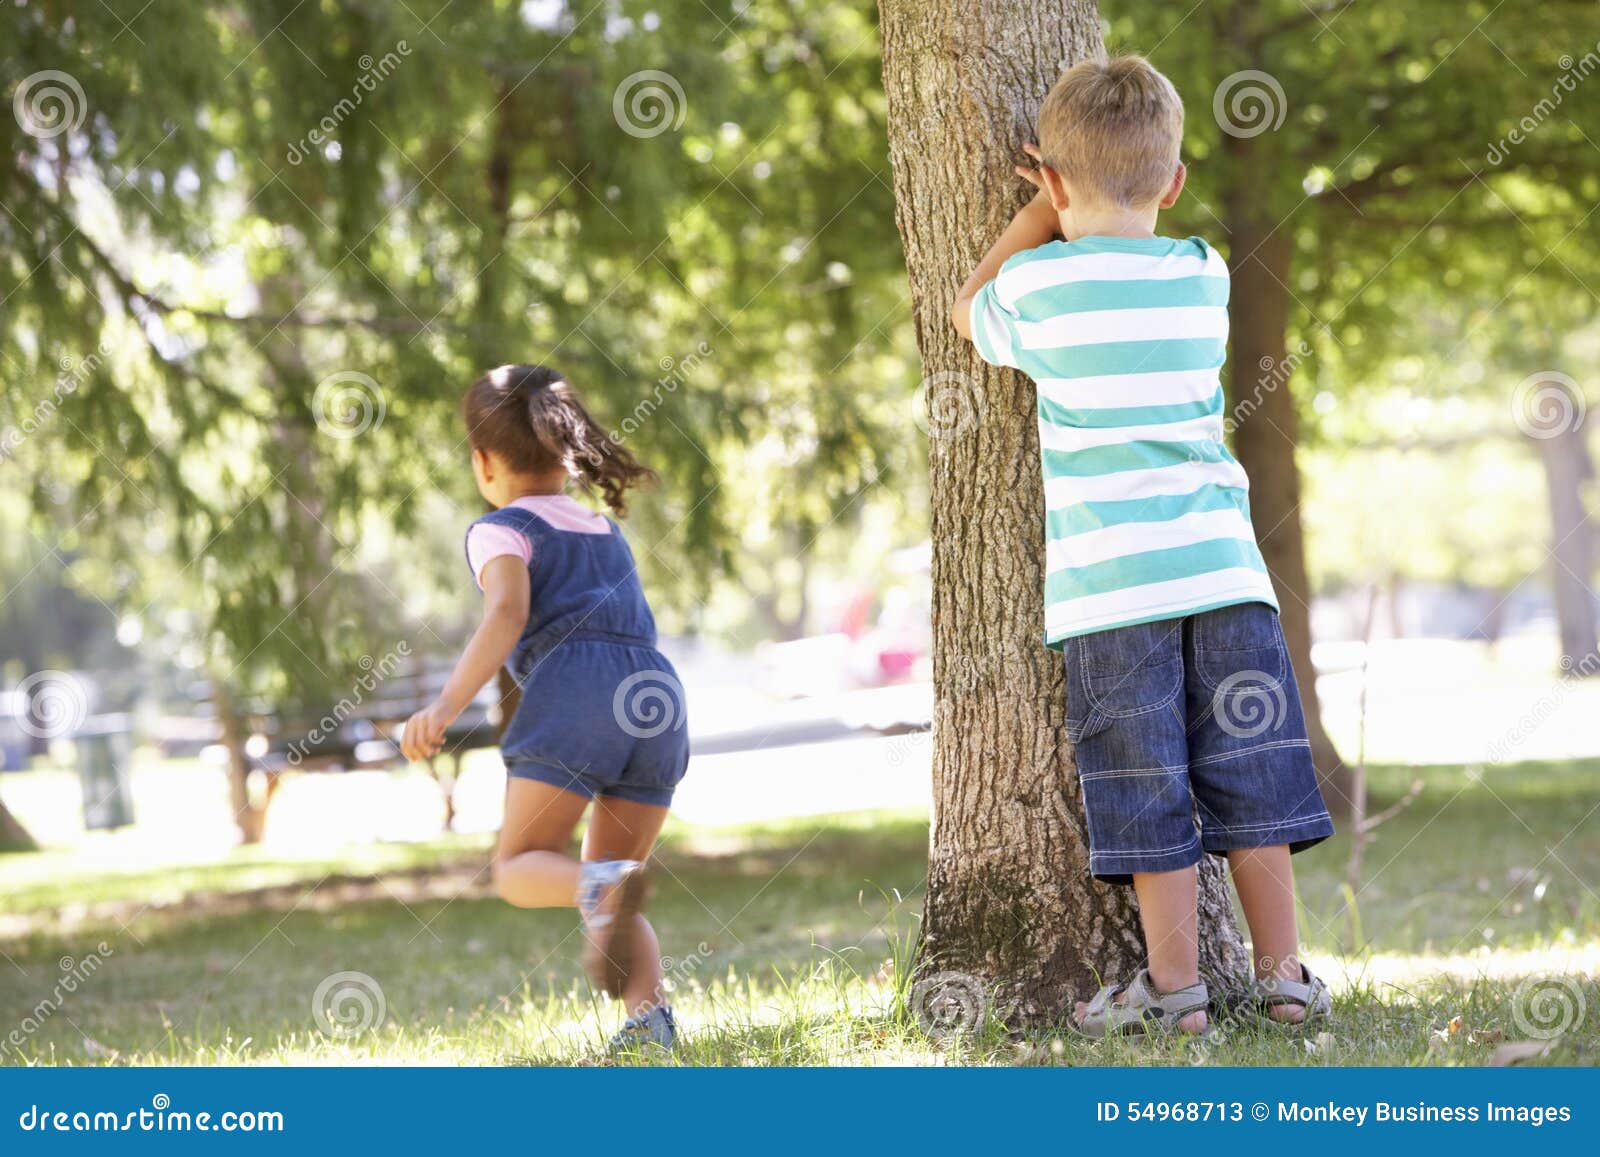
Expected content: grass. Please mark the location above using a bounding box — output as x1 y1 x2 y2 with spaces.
0 761 1596 1067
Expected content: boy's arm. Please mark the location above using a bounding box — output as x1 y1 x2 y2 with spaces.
951 189 1059 341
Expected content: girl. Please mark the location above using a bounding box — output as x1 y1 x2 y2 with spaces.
401 364 689 1052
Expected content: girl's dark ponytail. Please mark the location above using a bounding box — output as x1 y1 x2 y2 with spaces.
462 364 655 517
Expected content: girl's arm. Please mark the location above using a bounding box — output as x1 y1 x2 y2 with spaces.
400 555 530 761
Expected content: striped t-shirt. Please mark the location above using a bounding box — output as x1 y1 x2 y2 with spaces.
969 234 1277 647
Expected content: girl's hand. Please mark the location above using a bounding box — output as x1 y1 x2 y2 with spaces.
400 699 454 762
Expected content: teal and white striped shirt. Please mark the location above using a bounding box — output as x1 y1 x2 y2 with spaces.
969 234 1277 647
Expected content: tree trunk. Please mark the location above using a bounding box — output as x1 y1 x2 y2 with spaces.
1221 201 1352 819
213 679 267 844
880 0 1249 1022
1529 389 1598 672
0 798 38 853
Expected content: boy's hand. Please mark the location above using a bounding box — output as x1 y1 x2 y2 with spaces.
400 699 454 762
1014 143 1048 195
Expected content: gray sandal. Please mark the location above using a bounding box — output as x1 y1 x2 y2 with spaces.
1073 969 1210 1038
1254 963 1332 1023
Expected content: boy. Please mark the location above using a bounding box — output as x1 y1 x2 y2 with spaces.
951 55 1335 1036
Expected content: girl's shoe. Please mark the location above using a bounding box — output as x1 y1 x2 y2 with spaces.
577 858 649 998
608 1006 676 1053
1253 963 1332 1024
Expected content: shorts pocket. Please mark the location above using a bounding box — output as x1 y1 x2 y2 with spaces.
1076 620 1185 722
1193 603 1286 693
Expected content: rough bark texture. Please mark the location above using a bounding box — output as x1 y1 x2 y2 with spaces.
880 0 1249 1021
1222 154 1353 819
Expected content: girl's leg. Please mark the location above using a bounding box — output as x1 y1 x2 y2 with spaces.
492 778 591 908
1227 844 1306 1022
584 795 671 1019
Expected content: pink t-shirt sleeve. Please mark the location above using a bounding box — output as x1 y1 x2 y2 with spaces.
465 523 533 589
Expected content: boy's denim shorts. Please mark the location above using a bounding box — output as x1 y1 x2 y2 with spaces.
500 638 690 808
1063 601 1334 885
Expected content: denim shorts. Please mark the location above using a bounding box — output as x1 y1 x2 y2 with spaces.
500 638 690 808
1063 601 1334 885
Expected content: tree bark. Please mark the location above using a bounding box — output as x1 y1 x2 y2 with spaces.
0 798 38 853
1222 190 1353 819
213 678 267 844
1529 387 1598 672
880 0 1249 1022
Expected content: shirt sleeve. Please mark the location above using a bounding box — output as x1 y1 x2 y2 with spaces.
968 275 1024 370
465 522 533 589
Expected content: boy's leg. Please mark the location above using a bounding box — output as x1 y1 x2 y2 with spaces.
492 778 591 907
584 795 671 1019
1072 865 1207 1033
1227 844 1308 1022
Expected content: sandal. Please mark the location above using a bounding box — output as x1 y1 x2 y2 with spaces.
1073 969 1210 1038
1254 963 1332 1024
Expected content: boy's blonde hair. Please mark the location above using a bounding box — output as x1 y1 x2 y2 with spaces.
1037 54 1184 208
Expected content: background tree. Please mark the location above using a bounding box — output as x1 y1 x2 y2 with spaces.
880 0 1249 1017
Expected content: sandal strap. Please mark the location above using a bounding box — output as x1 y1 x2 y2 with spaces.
1258 964 1332 1015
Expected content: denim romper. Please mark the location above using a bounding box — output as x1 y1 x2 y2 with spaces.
468 503 690 807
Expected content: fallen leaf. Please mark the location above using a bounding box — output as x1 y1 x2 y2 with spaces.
1315 1031 1337 1052
1470 1028 1504 1046
1447 1015 1464 1036
1489 1040 1554 1067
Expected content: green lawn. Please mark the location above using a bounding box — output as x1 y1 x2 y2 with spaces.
1 761 1596 1066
